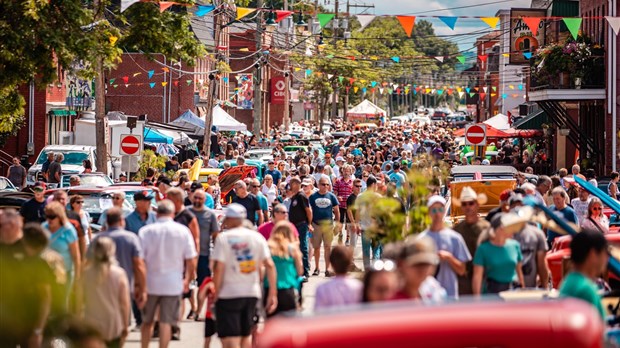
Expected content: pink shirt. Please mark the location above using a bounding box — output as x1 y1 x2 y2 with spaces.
257 221 299 240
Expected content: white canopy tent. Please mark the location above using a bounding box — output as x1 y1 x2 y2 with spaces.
346 99 387 121
483 113 510 130
170 107 247 135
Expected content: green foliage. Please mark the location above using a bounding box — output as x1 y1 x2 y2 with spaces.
364 159 450 245
134 150 166 181
0 87 26 146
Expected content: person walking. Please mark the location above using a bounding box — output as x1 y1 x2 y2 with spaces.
261 174 278 207
314 246 362 310
258 203 298 240
548 187 579 247
356 175 383 271
309 175 340 277
472 213 526 295
48 153 63 185
7 156 26 190
265 221 303 316
189 189 220 320
609 171 619 200
80 237 131 348
346 179 362 256
232 180 263 226
92 207 147 331
20 181 47 223
250 178 270 224
212 203 278 348
139 200 197 348
286 177 313 280
70 195 92 247
452 187 490 296
581 197 610 234
419 195 470 299
99 191 127 230
125 191 157 234
571 187 591 224
42 201 81 306
333 165 354 244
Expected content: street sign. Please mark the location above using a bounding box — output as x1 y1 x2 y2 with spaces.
120 134 142 156
465 124 487 146
270 76 286 104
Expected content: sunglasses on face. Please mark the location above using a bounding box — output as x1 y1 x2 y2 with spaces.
113 197 122 200
33 187 44 193
252 185 260 188
355 185 363 188
274 210 288 214
74 201 84 204
320 183 330 186
430 207 445 214
592 207 603 211
45 214 58 220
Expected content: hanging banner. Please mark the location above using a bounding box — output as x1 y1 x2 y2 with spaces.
236 74 254 109
509 9 546 65
270 76 286 104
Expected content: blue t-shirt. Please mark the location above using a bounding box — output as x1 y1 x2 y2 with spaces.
309 191 339 223
548 205 579 245
419 228 472 298
125 210 157 234
389 171 407 188
255 193 269 221
44 222 78 273
265 169 282 184
205 193 215 209
473 239 523 285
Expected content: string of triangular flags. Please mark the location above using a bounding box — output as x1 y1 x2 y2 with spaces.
105 67 234 89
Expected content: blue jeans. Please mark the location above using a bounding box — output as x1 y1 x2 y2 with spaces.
361 230 383 271
197 255 211 286
296 222 310 277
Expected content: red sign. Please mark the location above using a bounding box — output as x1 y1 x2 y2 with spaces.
465 124 487 146
270 76 286 104
120 134 142 156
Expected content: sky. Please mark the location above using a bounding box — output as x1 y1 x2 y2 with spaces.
324 0 533 51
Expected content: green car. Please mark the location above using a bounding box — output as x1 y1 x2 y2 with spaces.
218 159 267 180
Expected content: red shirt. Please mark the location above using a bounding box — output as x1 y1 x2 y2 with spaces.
333 177 353 209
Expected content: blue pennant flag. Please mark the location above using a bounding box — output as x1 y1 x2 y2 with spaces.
465 87 471 93
371 81 377 87
391 56 400 63
523 52 533 60
438 16 458 30
196 5 215 17
148 70 155 79
149 82 156 88
502 93 507 99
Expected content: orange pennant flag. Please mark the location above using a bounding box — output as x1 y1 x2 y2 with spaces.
396 16 416 37
159 1 175 13
522 17 542 36
162 67 170 72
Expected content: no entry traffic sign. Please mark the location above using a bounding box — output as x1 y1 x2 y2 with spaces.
465 124 487 146
120 134 142 156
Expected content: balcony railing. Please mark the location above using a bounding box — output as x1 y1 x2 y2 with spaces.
530 70 605 91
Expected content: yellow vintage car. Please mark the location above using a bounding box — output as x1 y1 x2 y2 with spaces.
174 167 223 189
449 179 517 219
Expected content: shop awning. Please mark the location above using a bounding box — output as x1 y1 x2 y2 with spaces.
144 127 173 144
513 109 549 130
49 110 77 116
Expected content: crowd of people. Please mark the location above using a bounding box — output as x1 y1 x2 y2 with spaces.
0 119 615 348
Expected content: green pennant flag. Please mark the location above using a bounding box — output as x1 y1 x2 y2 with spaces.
317 13 335 28
562 17 582 40
469 92 475 98
457 56 466 64
186 80 193 86
492 86 497 92
109 78 116 84
326 54 334 58
338 76 344 83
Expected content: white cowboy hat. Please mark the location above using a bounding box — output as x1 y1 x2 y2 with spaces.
452 186 488 207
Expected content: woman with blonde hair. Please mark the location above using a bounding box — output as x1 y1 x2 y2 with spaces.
581 197 610 234
80 237 130 347
43 201 81 304
265 221 303 317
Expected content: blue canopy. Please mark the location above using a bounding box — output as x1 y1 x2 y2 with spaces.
144 127 173 144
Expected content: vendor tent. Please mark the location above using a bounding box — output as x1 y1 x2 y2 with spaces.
144 127 173 144
157 129 194 145
170 107 247 135
346 100 387 120
483 114 510 130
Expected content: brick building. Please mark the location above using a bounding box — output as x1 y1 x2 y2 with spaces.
474 31 501 121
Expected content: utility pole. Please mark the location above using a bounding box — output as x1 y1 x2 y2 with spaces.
283 0 290 130
203 7 222 156
346 1 375 16
94 0 108 174
329 0 339 125
252 0 264 136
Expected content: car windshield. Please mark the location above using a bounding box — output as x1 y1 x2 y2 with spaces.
81 195 134 216
62 175 113 187
0 178 16 191
36 150 89 165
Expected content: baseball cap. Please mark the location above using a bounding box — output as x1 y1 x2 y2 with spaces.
336 156 345 162
134 191 154 201
190 182 203 192
158 177 172 186
225 203 247 219
268 160 275 164
426 195 447 208
301 178 313 187
402 236 439 266
499 189 512 203
32 181 46 191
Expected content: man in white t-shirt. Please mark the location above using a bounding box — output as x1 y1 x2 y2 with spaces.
139 200 197 348
571 187 591 224
212 203 277 348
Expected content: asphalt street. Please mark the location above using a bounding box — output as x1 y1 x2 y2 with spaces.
126 235 364 347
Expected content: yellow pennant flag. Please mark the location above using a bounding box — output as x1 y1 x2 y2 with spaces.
236 7 256 20
294 67 301 71
162 82 168 87
354 86 359 93
481 17 499 29
502 53 510 57
109 36 118 45
509 85 514 90
425 88 431 94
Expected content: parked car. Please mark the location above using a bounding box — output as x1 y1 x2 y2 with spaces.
431 110 449 121
44 186 135 224
446 115 468 128
410 115 431 127
56 173 114 189
27 145 99 186
173 168 223 189
0 176 18 192
219 159 267 180
245 149 273 161
0 191 32 209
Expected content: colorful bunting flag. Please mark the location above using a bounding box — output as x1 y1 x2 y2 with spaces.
509 85 514 90
186 80 193 86
317 13 336 28
563 18 582 40
469 92 475 98
121 0 140 12
478 55 488 63
162 67 170 72
458 91 465 98
222 77 229 83
605 16 620 35
523 52 533 59
236 7 256 20
492 86 497 92
396 16 416 37
149 82 155 88
148 70 154 79
196 5 216 17
491 93 497 97
173 80 179 87
125 84 129 88
479 92 486 100
109 36 118 45
437 89 444 95
483 87 488 93
133 72 141 77
362 87 367 94
502 53 510 57
305 69 312 76
354 86 359 93
113 84 118 88
159 2 175 13
438 16 458 30
481 17 499 29
356 15 376 30
349 78 356 84
465 87 471 93
338 76 344 83
457 56 466 64
275 10 294 23
391 56 400 63
435 56 444 63
518 84 523 90
162 82 168 87
522 17 542 36
502 93 507 99
109 78 116 85
371 81 377 87
122 76 129 84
